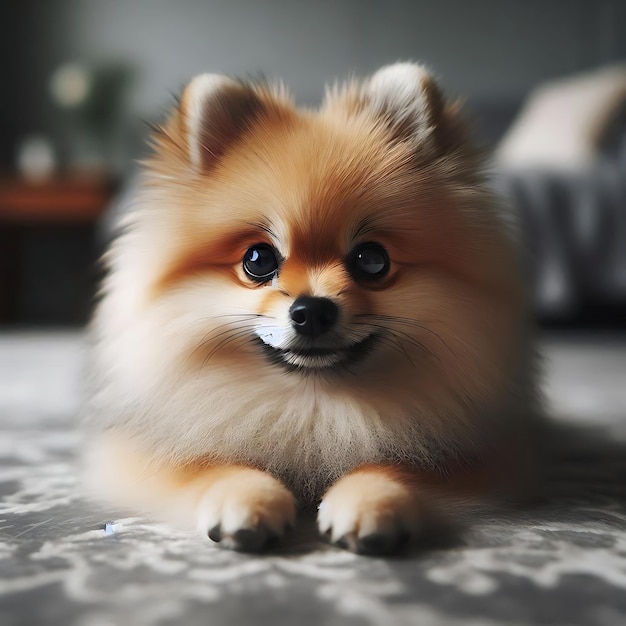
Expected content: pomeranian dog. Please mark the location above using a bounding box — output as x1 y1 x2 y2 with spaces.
86 63 539 555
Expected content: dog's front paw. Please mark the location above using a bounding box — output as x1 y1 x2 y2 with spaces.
196 467 296 552
318 468 420 555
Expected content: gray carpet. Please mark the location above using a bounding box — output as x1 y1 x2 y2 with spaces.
1 332 625 626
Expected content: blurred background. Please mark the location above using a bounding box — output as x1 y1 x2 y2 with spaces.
2 6 626 623
1 0 625 327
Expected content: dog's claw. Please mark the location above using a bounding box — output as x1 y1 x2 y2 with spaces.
357 531 409 556
334 536 350 550
324 528 410 555
208 524 282 552
232 527 269 552
208 525 222 543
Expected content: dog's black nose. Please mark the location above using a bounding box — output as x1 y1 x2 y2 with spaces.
289 296 339 339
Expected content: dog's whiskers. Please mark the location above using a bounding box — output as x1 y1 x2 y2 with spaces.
354 313 453 357
202 329 257 368
352 319 440 364
189 317 263 365
355 313 456 356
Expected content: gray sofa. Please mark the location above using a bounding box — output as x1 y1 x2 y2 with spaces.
469 97 626 324
497 162 626 321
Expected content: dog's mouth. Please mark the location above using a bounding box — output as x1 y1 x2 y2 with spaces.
257 334 379 372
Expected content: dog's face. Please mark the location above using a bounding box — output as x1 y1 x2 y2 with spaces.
95 65 528 473
149 106 487 379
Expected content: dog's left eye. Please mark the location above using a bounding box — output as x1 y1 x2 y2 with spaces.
346 242 390 282
243 244 280 282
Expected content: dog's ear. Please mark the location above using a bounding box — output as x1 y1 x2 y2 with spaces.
178 75 264 171
326 63 463 156
165 74 287 172
365 63 445 147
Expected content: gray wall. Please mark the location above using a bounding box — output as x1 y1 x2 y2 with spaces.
38 0 626 102
6 0 626 164
3 0 625 324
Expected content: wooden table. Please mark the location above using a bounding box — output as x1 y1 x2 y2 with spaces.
0 175 116 323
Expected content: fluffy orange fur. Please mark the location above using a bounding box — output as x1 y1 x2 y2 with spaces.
86 64 539 554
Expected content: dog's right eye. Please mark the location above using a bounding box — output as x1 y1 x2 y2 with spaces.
243 244 280 282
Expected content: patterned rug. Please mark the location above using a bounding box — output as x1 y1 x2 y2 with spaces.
1 332 625 626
